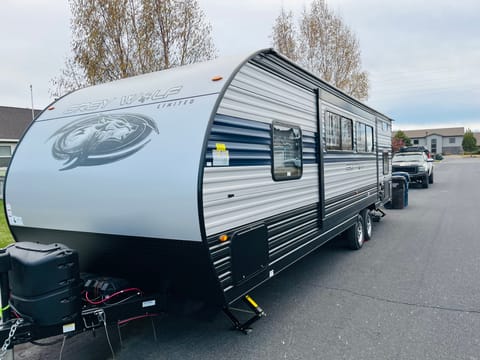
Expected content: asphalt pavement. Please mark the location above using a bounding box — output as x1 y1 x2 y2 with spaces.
14 156 480 360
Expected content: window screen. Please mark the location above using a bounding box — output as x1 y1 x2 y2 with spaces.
272 122 302 181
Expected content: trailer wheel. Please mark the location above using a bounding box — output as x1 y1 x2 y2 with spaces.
346 214 365 250
362 209 373 241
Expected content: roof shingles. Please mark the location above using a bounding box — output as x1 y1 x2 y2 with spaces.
397 127 464 138
0 106 40 140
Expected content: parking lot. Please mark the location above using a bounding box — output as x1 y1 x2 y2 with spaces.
16 157 480 360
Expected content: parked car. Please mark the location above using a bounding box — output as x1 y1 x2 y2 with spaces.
392 151 434 188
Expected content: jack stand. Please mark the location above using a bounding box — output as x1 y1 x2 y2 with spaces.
372 208 386 222
223 295 266 334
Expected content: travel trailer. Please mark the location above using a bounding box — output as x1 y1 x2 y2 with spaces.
0 49 392 349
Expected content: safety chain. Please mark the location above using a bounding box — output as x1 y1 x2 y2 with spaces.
0 318 24 360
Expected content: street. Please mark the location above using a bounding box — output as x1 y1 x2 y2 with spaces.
16 157 480 360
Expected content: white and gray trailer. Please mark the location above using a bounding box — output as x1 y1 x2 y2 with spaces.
3 49 392 332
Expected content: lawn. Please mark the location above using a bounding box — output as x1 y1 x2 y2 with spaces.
0 200 14 248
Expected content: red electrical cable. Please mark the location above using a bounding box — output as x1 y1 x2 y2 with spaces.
117 313 159 326
84 287 143 305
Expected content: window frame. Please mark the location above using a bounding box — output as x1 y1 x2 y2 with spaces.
431 138 437 153
324 111 354 152
271 121 303 181
340 117 353 151
0 145 12 168
356 122 374 153
382 151 390 175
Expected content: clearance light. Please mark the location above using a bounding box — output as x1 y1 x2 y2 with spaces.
212 76 223 82
48 106 55 110
219 234 229 242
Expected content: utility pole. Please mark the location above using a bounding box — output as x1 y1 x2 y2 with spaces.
30 84 34 120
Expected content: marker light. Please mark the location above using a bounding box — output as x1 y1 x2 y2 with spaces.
219 234 229 242
212 76 223 82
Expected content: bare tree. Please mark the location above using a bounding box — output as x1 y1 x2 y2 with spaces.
51 0 216 98
272 0 369 100
272 8 298 62
141 0 216 70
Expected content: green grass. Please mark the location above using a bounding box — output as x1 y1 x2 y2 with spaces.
0 200 14 248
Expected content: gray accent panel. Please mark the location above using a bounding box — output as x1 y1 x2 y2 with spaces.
6 95 219 241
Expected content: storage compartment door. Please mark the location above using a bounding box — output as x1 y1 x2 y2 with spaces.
231 223 268 285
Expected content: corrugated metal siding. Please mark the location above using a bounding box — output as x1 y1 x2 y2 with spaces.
203 164 318 235
323 158 377 218
323 158 377 199
377 121 392 158
203 61 319 237
207 204 322 294
206 115 271 166
217 63 317 132
267 205 320 263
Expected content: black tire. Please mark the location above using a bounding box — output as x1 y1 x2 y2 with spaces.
429 171 434 184
362 209 373 241
422 174 429 188
346 214 365 250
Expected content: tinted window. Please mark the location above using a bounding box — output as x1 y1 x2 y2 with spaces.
272 122 302 181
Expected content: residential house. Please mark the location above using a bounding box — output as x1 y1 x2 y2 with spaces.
399 127 464 155
473 132 480 148
0 106 40 171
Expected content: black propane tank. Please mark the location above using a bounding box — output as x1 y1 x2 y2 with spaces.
7 242 82 326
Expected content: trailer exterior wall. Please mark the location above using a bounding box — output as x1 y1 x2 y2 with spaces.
202 52 390 304
203 63 319 236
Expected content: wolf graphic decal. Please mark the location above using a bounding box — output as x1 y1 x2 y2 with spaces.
49 113 159 170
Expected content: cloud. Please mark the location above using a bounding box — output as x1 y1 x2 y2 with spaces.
2 0 480 134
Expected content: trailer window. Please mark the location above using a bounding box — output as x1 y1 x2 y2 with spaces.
356 123 374 152
366 125 374 152
383 151 389 175
341 117 353 150
356 123 366 151
325 112 341 150
325 111 353 151
272 123 302 181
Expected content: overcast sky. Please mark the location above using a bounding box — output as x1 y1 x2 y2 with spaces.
1 0 479 131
